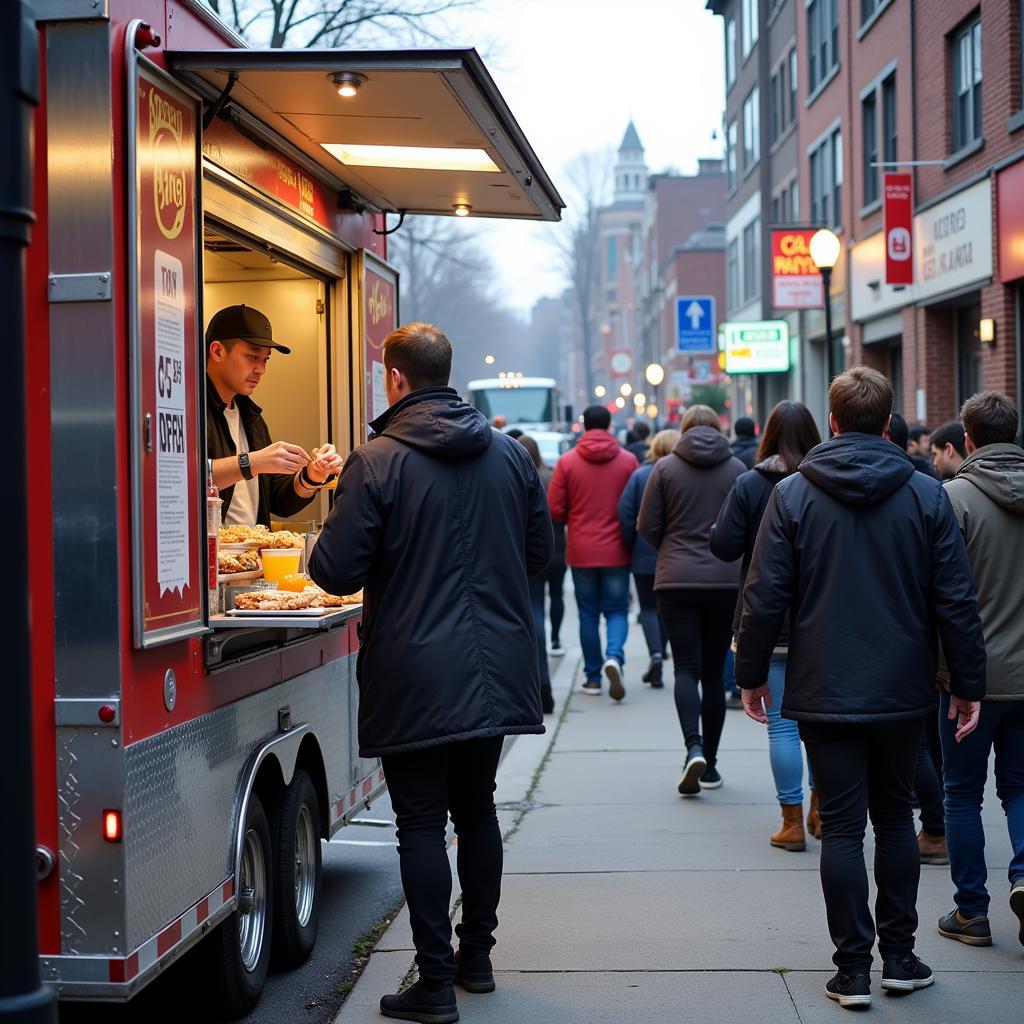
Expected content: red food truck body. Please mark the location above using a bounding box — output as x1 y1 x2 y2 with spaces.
26 2 561 1012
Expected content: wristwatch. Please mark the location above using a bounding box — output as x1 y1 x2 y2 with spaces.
299 465 337 490
238 452 253 480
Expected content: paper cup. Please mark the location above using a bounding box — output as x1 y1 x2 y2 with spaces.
260 547 302 583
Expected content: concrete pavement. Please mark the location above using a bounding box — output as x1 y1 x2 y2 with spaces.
336 617 1023 1024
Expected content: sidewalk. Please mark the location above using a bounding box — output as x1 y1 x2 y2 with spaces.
336 616 1022 1024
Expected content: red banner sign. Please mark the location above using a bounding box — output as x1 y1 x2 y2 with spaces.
770 229 824 309
362 255 398 434
884 173 914 286
131 61 205 647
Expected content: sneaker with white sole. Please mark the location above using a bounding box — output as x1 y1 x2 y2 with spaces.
550 641 565 656
699 766 723 789
678 745 706 795
602 658 625 701
881 953 933 993
825 971 871 1008
1010 879 1024 947
580 679 602 696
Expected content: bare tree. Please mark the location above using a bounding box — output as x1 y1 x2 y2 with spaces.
203 0 478 48
549 149 612 399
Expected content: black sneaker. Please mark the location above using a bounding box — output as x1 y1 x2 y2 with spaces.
881 953 933 993
379 980 459 1023
550 641 565 656
454 949 495 993
678 745 706 795
580 679 602 696
699 766 723 790
1010 879 1024 946
642 655 663 686
825 971 871 1008
603 658 625 701
937 908 992 946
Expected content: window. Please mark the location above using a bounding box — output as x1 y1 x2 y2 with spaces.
952 17 982 151
727 238 740 311
810 127 842 229
882 74 897 171
742 0 759 57
726 119 738 191
770 69 780 144
772 182 796 225
742 218 761 301
726 17 737 88
743 86 760 168
861 0 883 25
607 237 617 279
808 0 839 95
790 180 800 221
863 92 878 206
789 49 798 122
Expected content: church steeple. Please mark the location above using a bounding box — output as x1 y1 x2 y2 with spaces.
614 121 647 202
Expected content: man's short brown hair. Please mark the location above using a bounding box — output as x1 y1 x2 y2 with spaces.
383 322 452 391
829 365 893 435
961 390 1019 448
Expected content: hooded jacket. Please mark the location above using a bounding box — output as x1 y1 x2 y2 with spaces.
637 427 745 590
735 433 986 721
618 461 659 576
547 430 638 568
940 443 1024 700
710 455 792 641
308 387 553 756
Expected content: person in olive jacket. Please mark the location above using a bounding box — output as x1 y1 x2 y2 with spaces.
735 367 985 1009
309 323 553 1024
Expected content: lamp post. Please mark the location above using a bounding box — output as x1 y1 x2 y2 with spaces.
809 229 841 434
645 362 664 429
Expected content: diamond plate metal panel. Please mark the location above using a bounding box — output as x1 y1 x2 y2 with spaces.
123 655 355 949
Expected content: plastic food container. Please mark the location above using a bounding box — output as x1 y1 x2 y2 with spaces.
260 547 303 583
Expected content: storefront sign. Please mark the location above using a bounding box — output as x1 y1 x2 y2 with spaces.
884 174 914 286
722 321 790 375
770 230 824 309
361 253 398 433
914 177 992 303
203 117 336 232
997 159 1024 283
129 58 205 648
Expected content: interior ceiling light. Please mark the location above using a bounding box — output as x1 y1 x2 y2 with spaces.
321 144 500 173
329 72 366 98
453 203 472 217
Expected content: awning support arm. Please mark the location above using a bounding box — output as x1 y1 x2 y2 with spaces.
202 72 238 130
373 210 407 236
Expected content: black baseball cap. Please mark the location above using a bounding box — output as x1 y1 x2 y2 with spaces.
205 304 291 354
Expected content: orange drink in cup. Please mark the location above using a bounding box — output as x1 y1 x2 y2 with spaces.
261 548 302 583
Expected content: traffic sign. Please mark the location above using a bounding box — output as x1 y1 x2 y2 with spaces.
676 296 716 353
722 320 790 374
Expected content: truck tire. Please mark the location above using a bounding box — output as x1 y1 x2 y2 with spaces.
271 769 322 967
206 792 274 1018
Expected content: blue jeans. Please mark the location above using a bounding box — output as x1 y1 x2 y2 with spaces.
765 655 813 805
571 567 629 682
940 693 1024 917
723 648 737 695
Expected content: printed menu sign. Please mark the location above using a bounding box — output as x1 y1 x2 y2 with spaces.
361 255 398 435
130 59 204 647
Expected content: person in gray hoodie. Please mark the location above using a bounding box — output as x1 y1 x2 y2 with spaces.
934 391 1024 950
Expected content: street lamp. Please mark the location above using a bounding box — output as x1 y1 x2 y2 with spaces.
615 396 626 409
633 392 646 408
809 228 841 393
594 384 606 398
484 354 495 365
620 382 633 397
645 363 664 429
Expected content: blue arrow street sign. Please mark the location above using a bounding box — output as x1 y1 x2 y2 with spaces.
676 296 716 354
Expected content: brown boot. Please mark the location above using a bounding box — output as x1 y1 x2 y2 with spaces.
807 789 822 840
770 803 806 851
918 830 949 865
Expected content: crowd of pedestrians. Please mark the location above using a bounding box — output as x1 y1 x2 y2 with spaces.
314 320 1024 1022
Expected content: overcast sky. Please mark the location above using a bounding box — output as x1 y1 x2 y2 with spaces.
443 0 726 315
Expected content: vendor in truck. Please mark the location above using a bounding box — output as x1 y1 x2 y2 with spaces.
206 304 342 527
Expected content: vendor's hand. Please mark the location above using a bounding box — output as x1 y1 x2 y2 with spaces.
948 695 981 743
250 441 310 476
307 443 343 482
742 684 771 725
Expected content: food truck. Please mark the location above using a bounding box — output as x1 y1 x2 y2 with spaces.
27 1 562 1014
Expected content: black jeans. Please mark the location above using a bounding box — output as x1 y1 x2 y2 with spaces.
657 588 735 766
382 737 505 984
633 573 667 659
799 718 925 972
543 557 567 644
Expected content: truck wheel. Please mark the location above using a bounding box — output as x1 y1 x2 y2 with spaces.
206 792 274 1018
272 769 322 967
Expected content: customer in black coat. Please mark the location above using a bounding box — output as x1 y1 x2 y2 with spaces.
309 322 553 1023
735 367 985 1008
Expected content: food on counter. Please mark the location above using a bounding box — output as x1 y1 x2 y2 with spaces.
308 587 363 607
218 550 261 574
234 589 319 611
277 573 312 592
260 530 305 549
218 524 305 549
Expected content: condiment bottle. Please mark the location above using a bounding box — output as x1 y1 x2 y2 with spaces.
207 461 221 614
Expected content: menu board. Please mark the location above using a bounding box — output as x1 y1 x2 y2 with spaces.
129 56 205 648
360 254 399 435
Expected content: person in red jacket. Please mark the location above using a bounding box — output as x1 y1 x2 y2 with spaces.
548 405 639 699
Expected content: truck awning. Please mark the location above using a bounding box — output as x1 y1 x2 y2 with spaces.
166 48 564 222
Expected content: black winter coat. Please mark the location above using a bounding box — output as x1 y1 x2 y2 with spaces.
734 433 986 722
308 387 554 756
729 435 759 470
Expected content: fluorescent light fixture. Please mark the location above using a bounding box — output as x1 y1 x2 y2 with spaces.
321 144 500 173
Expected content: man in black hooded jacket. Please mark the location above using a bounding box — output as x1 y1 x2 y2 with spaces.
309 322 553 1024
735 366 985 1009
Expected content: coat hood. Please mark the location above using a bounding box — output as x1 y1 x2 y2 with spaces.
370 387 492 461
798 433 915 506
576 429 626 464
674 426 734 467
954 443 1024 514
754 454 793 479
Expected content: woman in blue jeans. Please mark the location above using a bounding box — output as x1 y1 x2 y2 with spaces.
711 401 821 850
